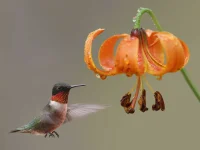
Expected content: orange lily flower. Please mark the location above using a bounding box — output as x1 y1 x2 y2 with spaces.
84 28 190 113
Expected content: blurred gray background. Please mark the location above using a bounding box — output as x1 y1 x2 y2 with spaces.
1 0 200 150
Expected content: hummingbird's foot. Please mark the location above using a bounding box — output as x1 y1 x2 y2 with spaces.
44 132 57 138
152 91 165 111
52 131 59 138
49 133 55 138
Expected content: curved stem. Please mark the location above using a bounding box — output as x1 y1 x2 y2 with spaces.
133 7 162 31
133 7 200 102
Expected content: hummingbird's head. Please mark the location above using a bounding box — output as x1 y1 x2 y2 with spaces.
51 82 86 104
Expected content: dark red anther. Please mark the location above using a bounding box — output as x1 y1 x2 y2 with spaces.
138 89 148 112
152 91 165 111
120 93 135 114
120 93 131 107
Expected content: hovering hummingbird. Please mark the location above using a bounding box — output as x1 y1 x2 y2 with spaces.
10 83 109 138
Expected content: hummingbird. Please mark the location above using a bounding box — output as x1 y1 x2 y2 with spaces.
10 83 109 138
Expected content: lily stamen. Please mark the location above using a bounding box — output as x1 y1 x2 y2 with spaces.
138 89 148 112
152 91 165 111
127 82 137 95
142 75 155 94
129 76 141 110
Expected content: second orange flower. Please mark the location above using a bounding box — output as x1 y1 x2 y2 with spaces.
84 28 190 113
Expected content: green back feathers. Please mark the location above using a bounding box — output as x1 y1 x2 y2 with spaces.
10 117 41 133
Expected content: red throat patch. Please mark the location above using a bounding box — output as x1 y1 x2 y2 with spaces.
51 92 69 104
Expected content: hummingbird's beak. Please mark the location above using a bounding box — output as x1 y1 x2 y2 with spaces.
70 84 86 89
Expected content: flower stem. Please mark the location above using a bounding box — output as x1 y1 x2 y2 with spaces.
133 7 200 102
133 7 162 31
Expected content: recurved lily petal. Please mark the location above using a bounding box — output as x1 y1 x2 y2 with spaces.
155 32 186 74
84 29 118 79
146 29 165 65
98 34 128 71
145 33 166 76
134 29 166 76
179 39 190 66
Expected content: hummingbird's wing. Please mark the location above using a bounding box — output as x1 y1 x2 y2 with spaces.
63 104 110 123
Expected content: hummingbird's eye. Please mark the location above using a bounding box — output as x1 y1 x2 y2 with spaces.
57 87 62 90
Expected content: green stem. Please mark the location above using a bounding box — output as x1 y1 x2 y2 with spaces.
133 7 200 101
133 7 162 31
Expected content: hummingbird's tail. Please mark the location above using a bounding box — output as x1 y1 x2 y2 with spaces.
9 129 21 133
9 127 25 133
